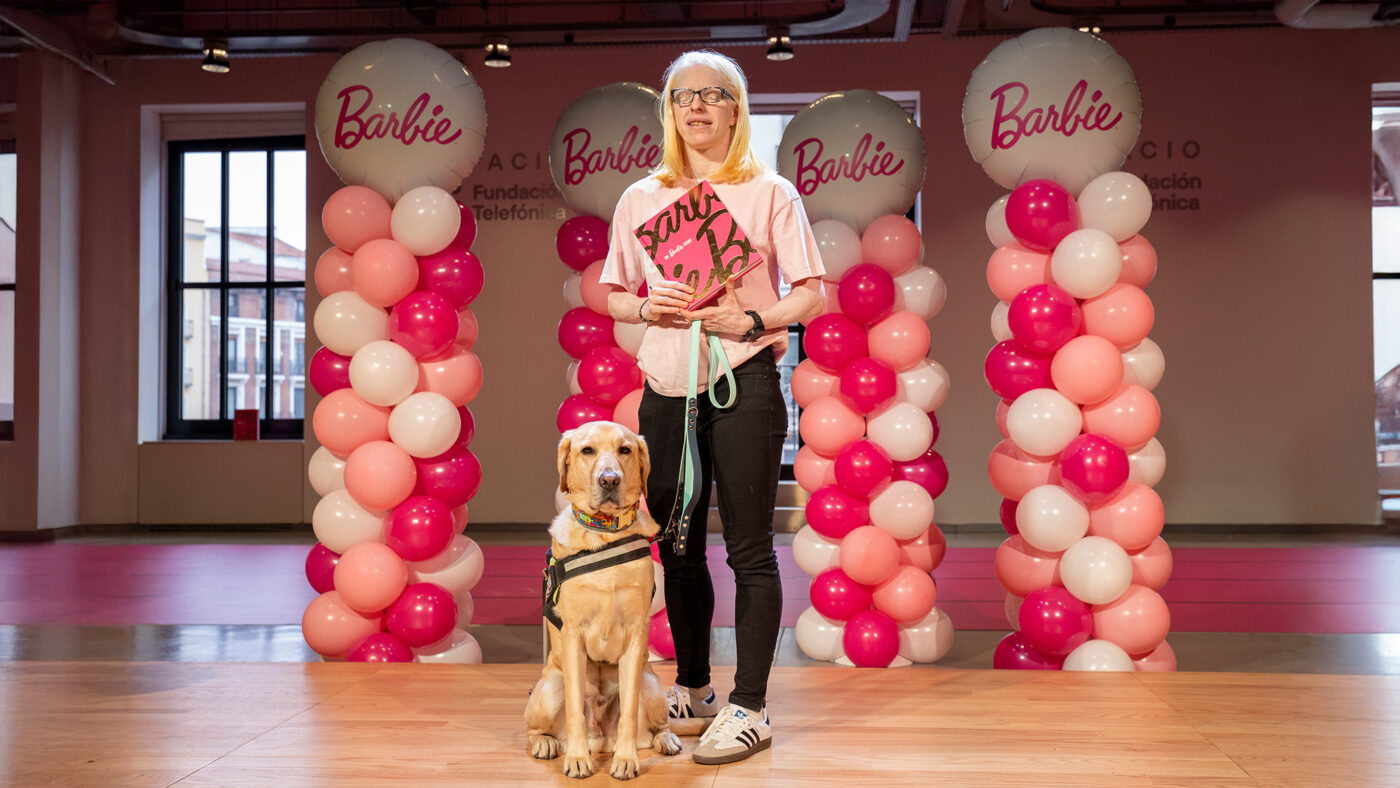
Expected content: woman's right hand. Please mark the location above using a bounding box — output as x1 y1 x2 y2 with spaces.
646 279 695 318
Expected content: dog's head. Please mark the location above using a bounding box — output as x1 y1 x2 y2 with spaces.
557 421 650 514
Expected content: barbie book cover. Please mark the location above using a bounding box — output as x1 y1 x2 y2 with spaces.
633 181 764 310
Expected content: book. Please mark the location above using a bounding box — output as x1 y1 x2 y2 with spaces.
633 181 765 310
232 409 260 441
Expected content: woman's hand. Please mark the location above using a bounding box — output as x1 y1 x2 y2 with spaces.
646 279 695 318
680 282 753 336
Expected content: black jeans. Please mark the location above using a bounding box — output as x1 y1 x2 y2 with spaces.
639 348 787 713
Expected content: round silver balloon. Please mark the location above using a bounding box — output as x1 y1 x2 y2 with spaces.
549 82 665 220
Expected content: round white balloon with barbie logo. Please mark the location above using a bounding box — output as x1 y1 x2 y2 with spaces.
777 89 926 234
962 27 1142 194
315 38 487 203
549 82 665 220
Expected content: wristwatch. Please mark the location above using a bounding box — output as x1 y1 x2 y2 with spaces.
742 310 765 342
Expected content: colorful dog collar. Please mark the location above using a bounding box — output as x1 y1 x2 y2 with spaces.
571 504 639 533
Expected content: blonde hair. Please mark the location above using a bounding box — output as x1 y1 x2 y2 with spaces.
654 50 769 187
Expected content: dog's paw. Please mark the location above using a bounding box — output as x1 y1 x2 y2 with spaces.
654 730 682 756
608 753 641 780
562 752 594 779
528 734 560 760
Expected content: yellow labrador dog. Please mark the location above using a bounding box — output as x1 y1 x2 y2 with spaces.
525 421 682 780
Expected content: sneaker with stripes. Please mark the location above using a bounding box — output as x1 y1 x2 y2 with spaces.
691 703 771 765
665 684 718 736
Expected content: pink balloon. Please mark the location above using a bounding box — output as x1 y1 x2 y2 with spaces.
389 291 459 359
348 632 415 663
577 346 642 406
995 398 1012 439
999 498 1019 535
416 345 483 407
312 388 390 456
612 388 644 433
797 395 865 456
1008 284 1082 354
868 311 930 372
810 567 874 621
804 485 869 540
983 340 1053 400
456 406 476 447
334 542 409 613
1082 283 1155 350
1018 586 1094 657
344 440 417 511
993 632 1063 670
314 247 354 297
309 346 352 397
839 525 900 586
834 440 893 498
1058 433 1130 504
1051 335 1124 405
648 611 676 659
302 590 383 659
451 203 478 251
1005 179 1079 252
387 495 455 562
322 185 391 254
860 214 922 276
557 394 611 433
790 359 840 408
1132 640 1177 672
927 410 941 445
417 247 485 309
305 543 341 593
987 439 1060 501
837 264 897 326
558 307 617 360
1117 234 1157 288
351 238 419 308
1127 537 1173 590
838 356 897 414
579 259 613 316
794 445 837 494
803 313 869 372
871 565 937 623
986 242 1051 303
1093 584 1171 657
456 307 479 349
994 535 1062 598
896 525 947 572
385 582 458 648
1088 483 1165 552
412 445 481 508
1082 384 1161 450
891 447 948 500
557 216 610 271
842 610 900 668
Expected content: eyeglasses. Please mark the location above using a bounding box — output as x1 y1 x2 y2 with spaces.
670 86 734 106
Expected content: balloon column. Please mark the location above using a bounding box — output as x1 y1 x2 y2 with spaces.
548 83 673 657
964 28 1174 672
777 91 955 668
302 39 488 664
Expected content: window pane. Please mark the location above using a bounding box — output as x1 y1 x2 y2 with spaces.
1376 207 1400 274
181 289 221 420
272 286 306 420
1 149 14 430
776 330 801 467
228 151 268 283
182 151 222 284
228 289 267 414
274 150 307 282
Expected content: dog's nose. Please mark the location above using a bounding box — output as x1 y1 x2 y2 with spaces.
598 470 621 490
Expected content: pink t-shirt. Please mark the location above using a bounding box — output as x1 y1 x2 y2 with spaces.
601 170 825 396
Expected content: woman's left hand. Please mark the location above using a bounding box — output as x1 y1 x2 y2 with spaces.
680 282 754 336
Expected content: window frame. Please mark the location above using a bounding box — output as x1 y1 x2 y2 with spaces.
0 138 15 442
165 135 306 440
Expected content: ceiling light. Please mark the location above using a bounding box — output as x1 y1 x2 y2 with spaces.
202 38 230 73
766 31 794 61
484 40 511 68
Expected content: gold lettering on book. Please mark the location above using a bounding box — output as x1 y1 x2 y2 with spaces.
633 183 758 299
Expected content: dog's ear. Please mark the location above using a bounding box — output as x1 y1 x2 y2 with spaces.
556 430 573 494
636 434 650 499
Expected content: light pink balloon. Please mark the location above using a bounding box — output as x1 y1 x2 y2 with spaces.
334 542 409 613
794 445 838 494
896 525 947 573
302 590 383 659
860 214 921 276
1132 640 1177 672
315 247 354 297
312 388 390 456
580 259 612 316
791 359 840 408
1088 483 1165 551
1117 234 1158 288
839 525 901 586
416 345 483 407
1082 283 1155 350
322 185 391 254
1081 384 1161 450
1051 335 1125 406
986 242 1050 302
456 307 479 350
872 565 937 623
351 238 419 308
798 396 865 456
344 440 417 512
1092 584 1170 657
1126 537 1173 590
994 535 1062 598
995 398 1011 439
987 439 1060 501
868 311 930 372
612 387 644 433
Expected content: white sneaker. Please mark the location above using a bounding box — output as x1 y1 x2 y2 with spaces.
665 685 718 736
692 704 771 765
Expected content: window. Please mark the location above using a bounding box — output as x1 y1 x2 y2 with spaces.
1374 86 1400 512
0 140 14 441
167 136 306 439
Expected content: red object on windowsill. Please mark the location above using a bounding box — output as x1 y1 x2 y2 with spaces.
233 409 260 441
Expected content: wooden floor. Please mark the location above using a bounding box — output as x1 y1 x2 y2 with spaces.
5 663 1399 787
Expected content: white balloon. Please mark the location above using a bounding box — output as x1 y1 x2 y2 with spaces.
1122 337 1165 391
792 525 843 577
1004 592 1024 631
613 320 646 357
795 606 847 662
390 185 461 256
811 219 863 281
649 562 666 617
311 489 385 554
1005 388 1083 457
455 590 475 628
1050 228 1122 299
308 446 348 497
895 359 951 413
349 340 419 407
1016 484 1091 552
408 534 484 595
313 291 388 357
566 361 582 396
866 401 934 462
986 195 1015 247
869 480 935 541
990 301 1012 342
1128 438 1167 487
414 628 483 664
563 271 586 309
549 82 664 219
314 38 486 203
1060 536 1133 605
388 391 461 458
892 265 948 321
1063 639 1135 672
1078 171 1153 241
897 608 955 663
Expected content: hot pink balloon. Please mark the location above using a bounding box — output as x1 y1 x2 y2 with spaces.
1005 179 1079 252
1059 433 1130 504
999 498 1019 536
385 582 458 648
417 247 485 309
557 394 611 433
412 445 482 508
837 264 897 326
451 203 478 251
802 313 868 372
987 439 1060 501
348 632 415 663
558 307 617 360
456 406 476 447
1018 586 1094 657
810 567 874 621
993 632 1063 670
986 242 1051 303
309 346 352 397
557 215 610 271
577 346 642 406
838 356 897 414
891 447 948 500
834 440 893 499
842 609 900 668
305 543 341 593
648 611 676 659
322 185 391 254
456 307 479 350
389 291 459 359
790 358 840 408
1008 284 1082 354
983 340 1053 400
804 485 869 540
927 410 941 445
387 495 455 562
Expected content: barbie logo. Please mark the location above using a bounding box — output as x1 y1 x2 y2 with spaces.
988 79 1123 151
561 126 662 187
334 86 464 149
791 134 905 196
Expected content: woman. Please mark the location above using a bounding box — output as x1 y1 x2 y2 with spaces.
601 50 825 765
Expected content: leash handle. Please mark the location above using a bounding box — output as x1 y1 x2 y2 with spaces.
667 320 735 555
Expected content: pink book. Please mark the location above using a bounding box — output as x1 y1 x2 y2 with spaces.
633 181 765 310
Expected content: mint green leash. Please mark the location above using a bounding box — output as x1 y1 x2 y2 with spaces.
666 320 736 555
